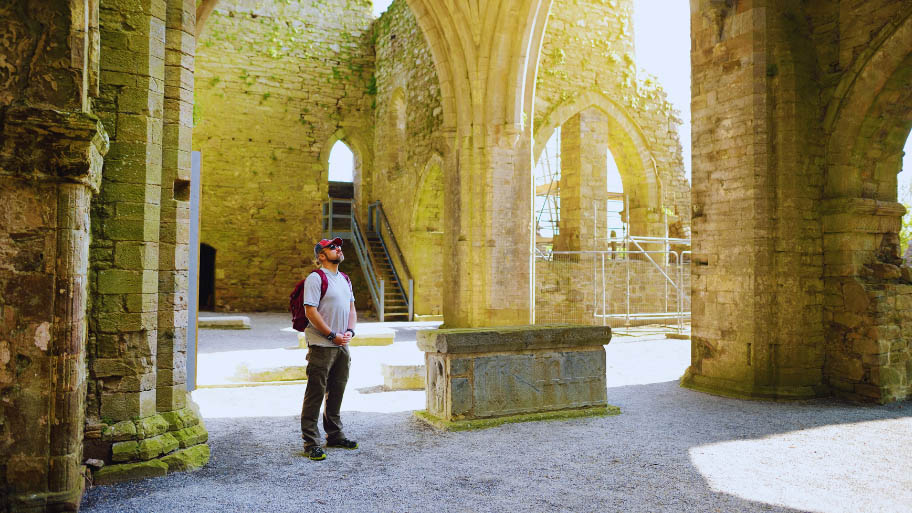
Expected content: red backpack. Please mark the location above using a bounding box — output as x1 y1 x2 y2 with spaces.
289 269 351 332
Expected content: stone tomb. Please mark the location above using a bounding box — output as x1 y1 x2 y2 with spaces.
417 326 610 423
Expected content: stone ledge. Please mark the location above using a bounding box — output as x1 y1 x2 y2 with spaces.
92 445 210 485
199 316 251 329
680 369 828 401
381 363 425 390
417 324 611 354
413 405 620 431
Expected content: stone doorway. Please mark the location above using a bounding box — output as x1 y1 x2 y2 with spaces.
200 243 216 311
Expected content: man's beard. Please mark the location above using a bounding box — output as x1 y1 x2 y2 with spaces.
328 254 344 265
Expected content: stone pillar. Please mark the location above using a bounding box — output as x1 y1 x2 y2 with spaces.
555 110 610 252
406 0 552 328
0 109 108 512
89 0 167 423
157 0 196 412
683 0 827 399
0 1 107 509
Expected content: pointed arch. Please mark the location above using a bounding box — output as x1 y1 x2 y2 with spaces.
533 91 662 219
412 153 445 233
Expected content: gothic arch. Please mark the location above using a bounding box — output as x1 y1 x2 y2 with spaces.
412 153 445 233
821 9 912 401
320 126 374 215
533 91 662 231
824 8 912 202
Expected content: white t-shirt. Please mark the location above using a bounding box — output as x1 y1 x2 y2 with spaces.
302 269 355 347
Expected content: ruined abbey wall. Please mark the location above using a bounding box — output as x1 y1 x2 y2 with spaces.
370 0 446 318
1 0 210 509
533 0 691 237
685 0 912 403
193 0 375 311
191 0 691 319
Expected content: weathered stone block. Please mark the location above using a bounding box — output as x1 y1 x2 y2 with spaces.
102 420 137 442
136 414 170 439
111 440 139 462
420 325 610 421
92 459 169 485
159 444 210 473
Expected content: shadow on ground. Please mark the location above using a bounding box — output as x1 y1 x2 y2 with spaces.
81 381 912 513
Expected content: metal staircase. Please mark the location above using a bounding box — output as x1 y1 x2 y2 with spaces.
322 190 413 321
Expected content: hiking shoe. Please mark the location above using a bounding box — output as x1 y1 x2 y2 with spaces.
306 446 326 460
326 438 358 450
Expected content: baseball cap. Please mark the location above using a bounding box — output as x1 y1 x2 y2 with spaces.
314 237 343 259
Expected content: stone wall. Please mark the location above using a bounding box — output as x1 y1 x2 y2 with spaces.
193 0 374 311
533 0 691 236
0 1 107 509
84 0 211 488
684 0 912 403
369 0 691 318
371 0 446 318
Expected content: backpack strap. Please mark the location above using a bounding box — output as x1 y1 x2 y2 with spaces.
315 269 329 300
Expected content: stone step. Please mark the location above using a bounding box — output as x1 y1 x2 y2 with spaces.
381 364 426 390
198 316 251 329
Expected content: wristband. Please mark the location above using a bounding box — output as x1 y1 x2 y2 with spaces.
326 331 336 341
345 329 355 337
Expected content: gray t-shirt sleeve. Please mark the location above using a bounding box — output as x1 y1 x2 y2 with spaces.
302 272 322 307
348 276 355 303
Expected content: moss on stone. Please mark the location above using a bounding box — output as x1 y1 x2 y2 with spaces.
413 405 620 432
136 414 171 439
160 445 211 473
92 459 169 485
102 420 137 442
137 436 165 460
110 440 139 462
173 424 209 448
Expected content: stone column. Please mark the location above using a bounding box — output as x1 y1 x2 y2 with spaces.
89 0 167 423
407 0 552 328
554 110 610 252
157 0 196 412
0 1 107 509
0 108 108 512
682 0 826 399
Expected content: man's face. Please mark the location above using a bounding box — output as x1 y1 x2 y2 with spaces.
321 244 344 264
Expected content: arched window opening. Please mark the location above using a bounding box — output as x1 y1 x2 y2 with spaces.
605 147 626 245
899 132 912 259
199 243 216 311
534 127 561 251
328 141 354 183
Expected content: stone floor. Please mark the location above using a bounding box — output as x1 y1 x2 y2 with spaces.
80 314 912 512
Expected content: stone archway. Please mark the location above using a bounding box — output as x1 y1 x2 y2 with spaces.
320 127 374 221
822 11 912 403
533 92 665 242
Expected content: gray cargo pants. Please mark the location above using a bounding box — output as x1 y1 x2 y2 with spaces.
301 345 350 447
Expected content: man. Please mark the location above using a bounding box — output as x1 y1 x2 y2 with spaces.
300 237 358 461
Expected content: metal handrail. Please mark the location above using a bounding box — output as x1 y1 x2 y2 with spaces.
367 201 413 320
349 210 383 318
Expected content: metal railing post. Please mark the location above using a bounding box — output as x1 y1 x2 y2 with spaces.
328 199 334 237
408 279 414 321
379 279 385 322
601 252 606 327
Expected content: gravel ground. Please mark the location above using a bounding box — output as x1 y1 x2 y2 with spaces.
81 316 912 513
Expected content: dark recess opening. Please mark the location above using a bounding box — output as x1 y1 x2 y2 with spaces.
199 243 216 310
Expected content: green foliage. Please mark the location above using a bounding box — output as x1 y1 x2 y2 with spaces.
900 180 912 253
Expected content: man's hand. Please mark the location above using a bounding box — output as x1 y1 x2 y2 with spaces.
334 333 349 346
341 331 353 344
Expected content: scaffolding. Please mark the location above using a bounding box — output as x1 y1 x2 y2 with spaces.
532 128 690 335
